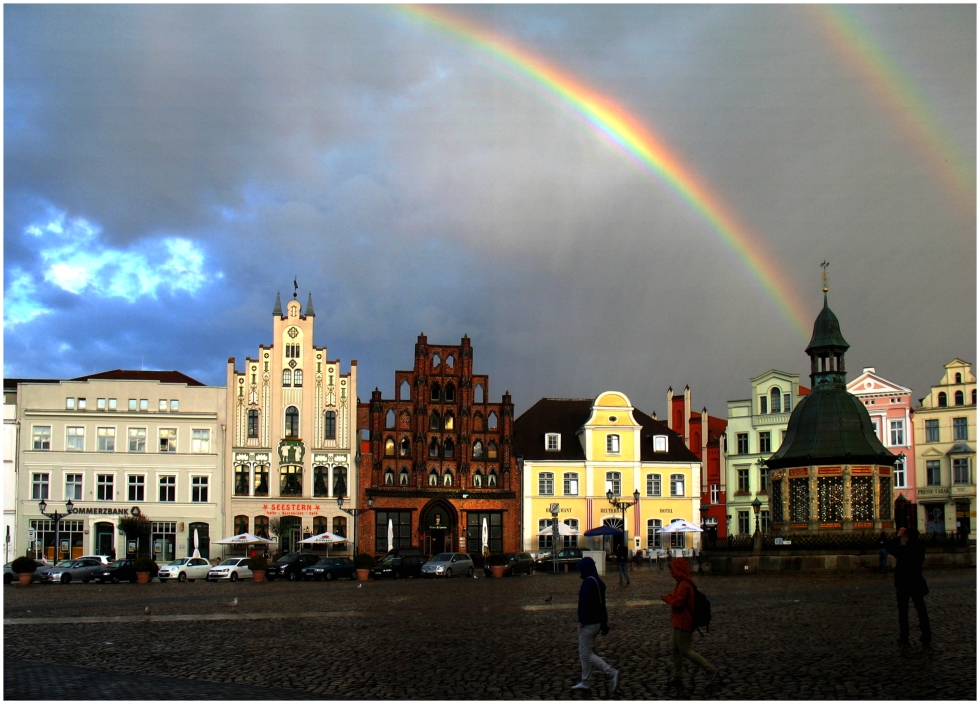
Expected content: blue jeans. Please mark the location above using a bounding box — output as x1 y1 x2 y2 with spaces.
617 562 630 584
879 549 888 573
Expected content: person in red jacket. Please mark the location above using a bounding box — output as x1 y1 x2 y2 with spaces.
660 558 717 689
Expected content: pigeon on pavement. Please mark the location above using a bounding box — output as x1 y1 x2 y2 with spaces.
544 595 553 603
228 597 238 607
144 606 151 615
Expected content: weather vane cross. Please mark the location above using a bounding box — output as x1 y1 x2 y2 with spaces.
293 276 298 299
820 261 829 293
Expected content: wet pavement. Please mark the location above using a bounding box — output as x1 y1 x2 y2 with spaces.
4 564 975 699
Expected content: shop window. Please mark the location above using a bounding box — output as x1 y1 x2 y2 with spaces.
314 466 330 496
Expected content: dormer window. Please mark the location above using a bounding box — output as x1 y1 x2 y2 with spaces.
653 435 668 452
545 433 561 451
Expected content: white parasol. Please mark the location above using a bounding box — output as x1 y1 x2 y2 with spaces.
192 528 200 558
534 521 582 536
482 518 489 556
387 519 394 552
213 533 275 544
298 531 347 544
656 520 703 533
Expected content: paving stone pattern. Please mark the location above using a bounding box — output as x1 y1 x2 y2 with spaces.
4 566 975 700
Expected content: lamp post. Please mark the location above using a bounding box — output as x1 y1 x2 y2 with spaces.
895 493 909 531
337 495 373 557
549 503 560 574
699 503 710 549
726 514 732 546
751 497 763 556
460 493 469 555
752 497 762 535
606 488 641 553
38 498 74 563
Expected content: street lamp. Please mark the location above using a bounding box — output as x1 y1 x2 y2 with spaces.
752 497 762 535
606 488 641 552
38 498 74 562
549 503 560 574
337 495 373 557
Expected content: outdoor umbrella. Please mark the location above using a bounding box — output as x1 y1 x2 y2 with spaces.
534 522 582 536
656 520 703 533
192 528 200 558
213 533 275 558
387 519 394 552
583 525 623 537
298 532 347 544
482 517 489 556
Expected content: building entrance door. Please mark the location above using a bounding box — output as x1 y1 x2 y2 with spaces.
421 504 454 557
925 504 946 534
955 501 971 541
94 522 114 557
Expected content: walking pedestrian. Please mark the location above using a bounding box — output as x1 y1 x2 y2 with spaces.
571 557 619 693
109 547 116 562
661 558 717 689
877 531 888 574
615 541 631 585
887 527 931 647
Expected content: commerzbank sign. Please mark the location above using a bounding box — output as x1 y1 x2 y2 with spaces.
69 506 143 516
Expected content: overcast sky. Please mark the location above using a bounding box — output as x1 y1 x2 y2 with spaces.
4 4 975 417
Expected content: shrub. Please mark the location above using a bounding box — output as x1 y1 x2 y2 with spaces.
11 556 38 574
488 552 507 566
354 553 376 569
133 557 158 574
247 555 269 572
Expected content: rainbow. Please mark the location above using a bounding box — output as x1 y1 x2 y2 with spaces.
813 5 975 214
393 4 813 338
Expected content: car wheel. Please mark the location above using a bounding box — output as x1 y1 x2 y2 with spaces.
288 570 297 581
178 572 187 583
230 572 239 582
3 574 12 585
61 574 71 584
467 567 474 578
324 572 334 581
445 568 452 578
527 566 534 576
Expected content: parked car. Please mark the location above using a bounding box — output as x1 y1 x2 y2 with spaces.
421 552 475 578
534 548 585 572
75 555 112 565
302 557 356 581
267 552 320 581
484 552 535 577
38 558 106 584
383 547 425 559
94 559 139 584
3 561 45 584
207 557 253 582
158 557 212 582
371 554 425 580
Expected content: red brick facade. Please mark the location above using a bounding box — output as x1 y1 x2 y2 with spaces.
355 334 521 558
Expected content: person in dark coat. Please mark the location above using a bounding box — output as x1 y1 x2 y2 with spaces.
877 531 888 574
661 558 717 688
615 542 631 585
887 527 931 646
571 557 618 693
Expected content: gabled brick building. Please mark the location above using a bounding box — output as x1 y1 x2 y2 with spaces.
356 334 520 557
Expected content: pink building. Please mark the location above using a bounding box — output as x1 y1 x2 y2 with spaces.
847 368 916 524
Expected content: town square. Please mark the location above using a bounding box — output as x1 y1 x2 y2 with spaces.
3 4 975 701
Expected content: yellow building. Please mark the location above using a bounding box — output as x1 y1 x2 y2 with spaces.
515 392 702 555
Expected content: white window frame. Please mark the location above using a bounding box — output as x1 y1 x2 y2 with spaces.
96 474 115 501
128 474 145 502
562 472 579 496
66 426 85 451
32 472 50 500
670 473 685 497
191 476 209 503
159 428 177 453
606 434 620 454
545 433 561 452
653 435 668 452
170 399 179 412
108 398 117 411
538 472 554 496
128 427 147 452
139 399 148 411
646 473 661 497
65 473 83 501
606 471 621 497
159 399 167 411
889 419 905 447
159 475 177 502
97 427 116 452
191 429 211 454
710 483 720 503
32 425 51 451
893 460 906 489
129 399 137 411
97 398 106 410
66 397 75 410
647 519 663 548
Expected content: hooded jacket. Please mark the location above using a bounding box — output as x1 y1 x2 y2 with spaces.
576 557 608 626
661 558 695 632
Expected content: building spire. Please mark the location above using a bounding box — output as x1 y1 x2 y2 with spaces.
293 276 299 300
272 292 283 317
820 260 830 307
305 292 315 317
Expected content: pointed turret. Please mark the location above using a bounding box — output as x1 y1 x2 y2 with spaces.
305 292 315 317
272 292 283 317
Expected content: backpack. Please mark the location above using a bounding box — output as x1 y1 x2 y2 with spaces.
682 579 712 635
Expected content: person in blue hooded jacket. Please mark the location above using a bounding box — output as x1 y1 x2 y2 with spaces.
572 557 619 692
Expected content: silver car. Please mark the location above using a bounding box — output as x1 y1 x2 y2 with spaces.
421 552 475 578
158 557 211 582
207 558 253 582
39 558 105 584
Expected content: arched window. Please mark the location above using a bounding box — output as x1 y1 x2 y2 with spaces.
294 370 303 387
385 438 395 457
254 516 269 539
429 411 441 430
443 439 455 458
247 409 259 438
285 406 299 438
445 383 456 401
399 467 410 485
488 412 498 429
313 466 329 496
282 369 292 387
430 382 441 401
384 467 394 485
488 469 498 487
939 392 948 407
473 441 484 459
474 384 484 404
444 412 454 431
955 390 964 406
956 372 962 383
234 515 249 535
429 438 440 458
770 387 781 414
333 467 348 497
432 353 441 368
473 471 483 487
324 411 336 440
443 470 453 486
386 410 395 428
428 469 439 486
473 414 483 431
446 355 454 369
399 437 411 457
313 516 328 535
399 380 411 401
487 441 498 459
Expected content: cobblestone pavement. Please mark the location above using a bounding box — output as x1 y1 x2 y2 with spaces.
4 565 975 700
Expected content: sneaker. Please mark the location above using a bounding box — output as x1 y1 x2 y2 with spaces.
609 669 619 693
705 668 718 686
571 682 591 691
667 676 683 689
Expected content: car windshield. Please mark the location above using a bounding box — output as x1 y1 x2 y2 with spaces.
166 559 189 566
432 553 454 562
276 554 297 563
218 559 239 566
109 561 129 567
315 559 335 566
55 560 76 567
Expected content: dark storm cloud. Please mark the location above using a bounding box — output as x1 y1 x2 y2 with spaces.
4 4 975 416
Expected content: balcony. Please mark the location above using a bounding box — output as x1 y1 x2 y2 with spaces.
752 412 790 428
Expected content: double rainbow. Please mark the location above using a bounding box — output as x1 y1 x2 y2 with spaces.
394 4 812 338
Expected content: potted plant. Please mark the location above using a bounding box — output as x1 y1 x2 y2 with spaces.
354 553 375 582
12 556 39 586
133 556 157 584
489 552 507 578
248 554 268 582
